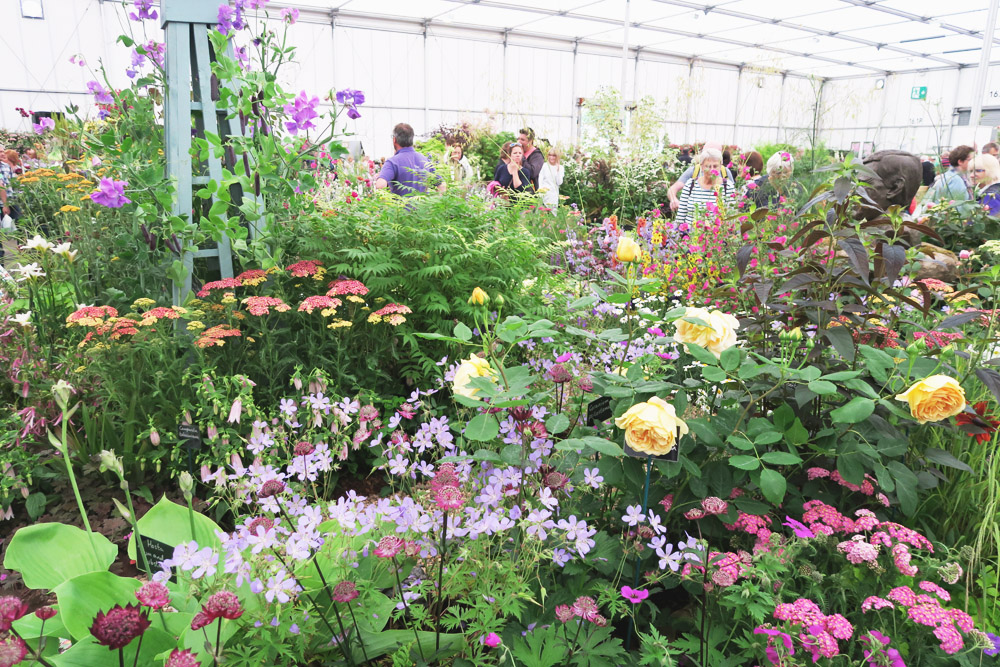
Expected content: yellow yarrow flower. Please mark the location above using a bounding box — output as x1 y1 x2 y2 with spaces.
186 321 206 331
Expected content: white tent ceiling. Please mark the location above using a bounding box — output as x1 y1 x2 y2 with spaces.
287 0 998 78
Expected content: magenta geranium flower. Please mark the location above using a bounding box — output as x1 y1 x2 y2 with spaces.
621 586 649 604
783 516 816 539
90 178 132 208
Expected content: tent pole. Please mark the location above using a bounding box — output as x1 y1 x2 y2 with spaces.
621 0 630 129
970 0 1000 146
776 73 786 143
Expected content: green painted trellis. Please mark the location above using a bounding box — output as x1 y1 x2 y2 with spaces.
161 0 260 305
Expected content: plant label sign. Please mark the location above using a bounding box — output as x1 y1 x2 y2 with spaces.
178 423 202 451
623 443 679 462
138 534 176 582
910 86 927 100
586 396 614 426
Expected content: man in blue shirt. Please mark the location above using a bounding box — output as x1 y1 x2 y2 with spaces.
374 123 444 196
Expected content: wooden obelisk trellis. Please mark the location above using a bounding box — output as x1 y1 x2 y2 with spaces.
162 0 260 305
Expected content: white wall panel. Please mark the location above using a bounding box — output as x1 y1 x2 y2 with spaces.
1 1 990 160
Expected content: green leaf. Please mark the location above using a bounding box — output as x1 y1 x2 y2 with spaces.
785 419 809 446
683 343 720 366
728 455 759 471
754 431 783 445
501 444 523 467
758 468 787 505
472 449 503 463
581 436 625 457
807 380 838 395
25 493 46 521
53 571 141 640
702 366 727 383
545 413 570 435
4 523 117 590
686 419 723 447
830 397 875 424
51 627 175 667
761 452 802 466
453 322 472 342
923 448 973 473
720 347 740 372
568 295 598 310
465 414 499 442
127 496 223 564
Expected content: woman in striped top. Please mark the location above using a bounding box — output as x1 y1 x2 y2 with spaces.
675 148 735 227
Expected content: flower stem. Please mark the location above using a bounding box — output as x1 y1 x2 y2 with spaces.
57 412 99 560
10 627 54 667
435 510 448 653
392 556 426 662
330 603 357 667
345 600 371 665
131 633 144 667
213 617 221 667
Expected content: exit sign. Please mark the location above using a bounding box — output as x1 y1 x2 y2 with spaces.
911 86 927 100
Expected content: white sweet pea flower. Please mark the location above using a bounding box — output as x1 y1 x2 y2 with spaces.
20 235 55 252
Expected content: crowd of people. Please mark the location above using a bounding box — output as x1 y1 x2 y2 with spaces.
919 143 1000 217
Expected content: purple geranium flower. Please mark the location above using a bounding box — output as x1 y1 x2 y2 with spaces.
283 91 319 135
90 178 132 208
128 0 157 21
986 632 1000 657
783 516 815 539
32 118 54 135
87 81 113 105
335 88 365 119
754 627 794 665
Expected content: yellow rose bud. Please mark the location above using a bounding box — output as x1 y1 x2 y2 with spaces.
614 396 688 457
469 287 490 306
895 374 966 424
616 236 641 263
673 306 739 359
452 354 498 400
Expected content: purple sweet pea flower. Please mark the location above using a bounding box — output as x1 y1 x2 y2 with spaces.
783 516 815 539
283 91 320 135
280 7 298 24
87 81 113 105
128 0 158 21
32 118 54 135
335 88 365 119
90 178 132 208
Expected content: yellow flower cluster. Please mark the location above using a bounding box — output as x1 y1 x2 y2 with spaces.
327 319 352 329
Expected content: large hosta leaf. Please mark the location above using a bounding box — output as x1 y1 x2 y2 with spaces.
127 495 223 564
4 523 117 590
52 571 141 640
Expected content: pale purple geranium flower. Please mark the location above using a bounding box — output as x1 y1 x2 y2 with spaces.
283 91 320 135
90 178 132 208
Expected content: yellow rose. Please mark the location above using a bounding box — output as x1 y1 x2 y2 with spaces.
616 236 641 263
614 396 688 456
468 287 490 306
673 307 739 358
895 374 966 424
452 355 498 400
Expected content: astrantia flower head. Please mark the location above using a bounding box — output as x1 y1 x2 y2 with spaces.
202 591 243 621
0 635 28 667
293 441 315 456
701 496 728 515
0 596 29 630
247 516 274 536
546 363 572 384
435 485 466 511
135 581 170 610
164 649 200 667
332 581 359 603
90 603 150 649
554 604 574 623
374 535 405 558
34 606 56 621
258 479 286 498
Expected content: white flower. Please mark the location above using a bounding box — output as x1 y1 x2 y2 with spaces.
12 311 30 327
51 242 77 261
12 263 45 281
20 235 54 252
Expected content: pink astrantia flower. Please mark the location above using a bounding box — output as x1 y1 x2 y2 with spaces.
135 581 170 610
